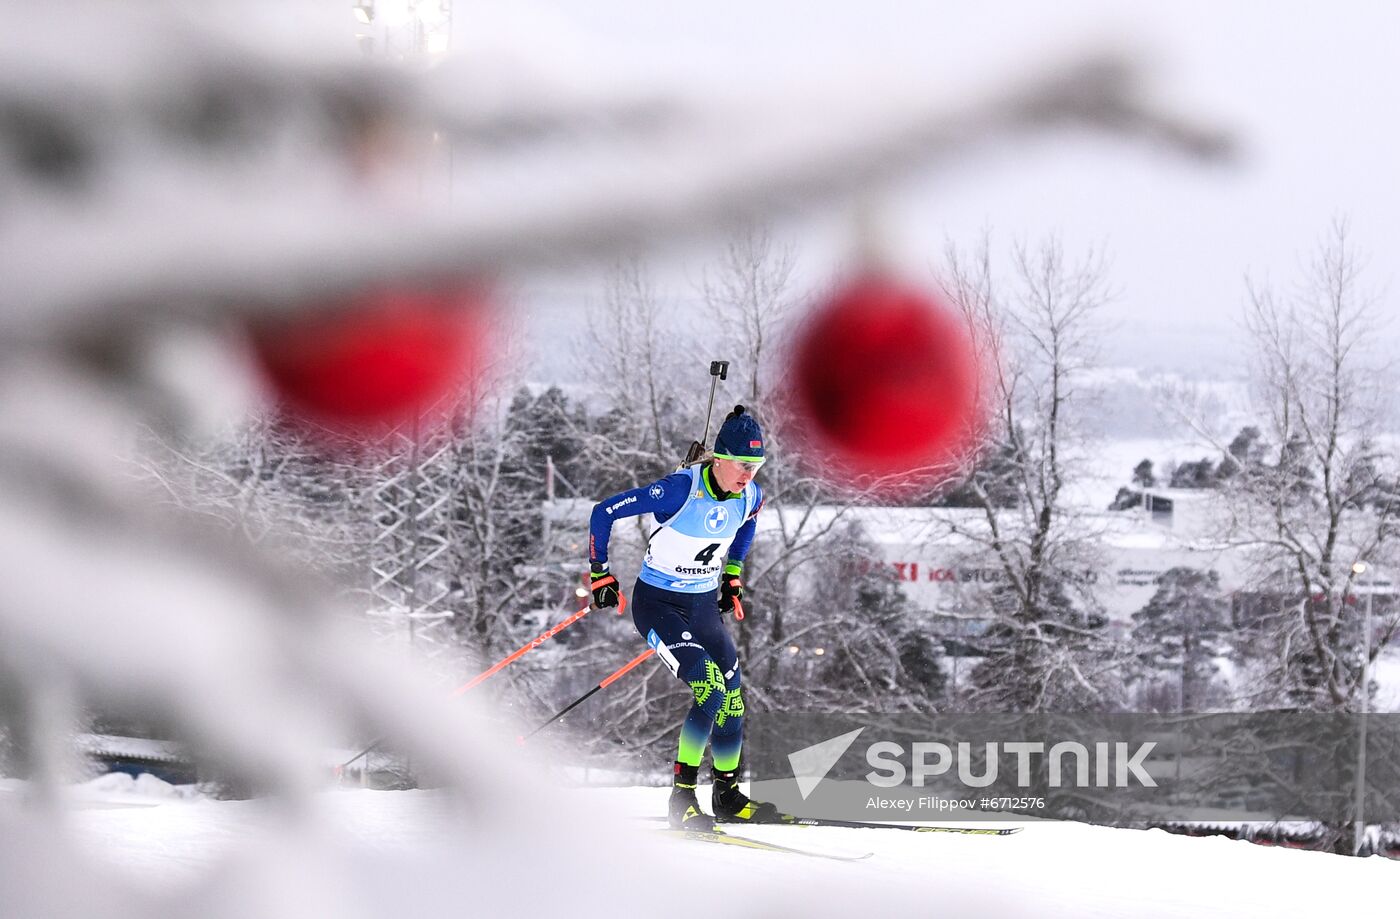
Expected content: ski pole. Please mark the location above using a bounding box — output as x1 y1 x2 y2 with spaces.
683 359 729 466
340 596 623 769
451 591 625 697
518 648 656 742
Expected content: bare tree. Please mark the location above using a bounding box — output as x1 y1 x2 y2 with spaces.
699 225 802 406
134 415 373 582
441 398 537 653
937 234 1125 711
566 231 935 755
696 227 873 693
1218 221 1400 713
586 259 693 481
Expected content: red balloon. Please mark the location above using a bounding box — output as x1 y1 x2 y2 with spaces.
786 273 982 487
249 284 487 432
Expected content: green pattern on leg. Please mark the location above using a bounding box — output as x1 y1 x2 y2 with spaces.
688 660 725 709
714 685 745 728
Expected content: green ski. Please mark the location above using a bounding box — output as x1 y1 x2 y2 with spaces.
660 827 872 861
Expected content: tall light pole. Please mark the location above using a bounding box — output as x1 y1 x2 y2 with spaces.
1351 560 1374 857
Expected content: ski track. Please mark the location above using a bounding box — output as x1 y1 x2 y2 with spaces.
43 783 1397 916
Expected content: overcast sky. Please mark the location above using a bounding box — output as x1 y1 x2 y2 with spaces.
456 1 1400 376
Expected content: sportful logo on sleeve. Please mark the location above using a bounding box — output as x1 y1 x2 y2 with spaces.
605 495 637 515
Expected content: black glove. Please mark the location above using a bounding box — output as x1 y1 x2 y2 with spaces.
589 563 621 610
718 562 745 620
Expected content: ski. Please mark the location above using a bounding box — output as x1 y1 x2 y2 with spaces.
659 827 872 861
761 815 1023 835
643 814 1020 835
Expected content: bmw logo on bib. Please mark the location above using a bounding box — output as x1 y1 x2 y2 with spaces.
704 506 728 533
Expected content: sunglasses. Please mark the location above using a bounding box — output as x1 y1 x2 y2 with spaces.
719 457 765 474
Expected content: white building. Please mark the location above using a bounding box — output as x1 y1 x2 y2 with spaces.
548 485 1391 626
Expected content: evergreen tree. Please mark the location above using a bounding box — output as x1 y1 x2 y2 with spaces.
968 573 1114 711
931 439 1023 509
1108 486 1143 511
1169 457 1218 489
1130 567 1230 711
1215 425 1263 481
785 523 947 710
506 385 589 499
1132 458 1156 488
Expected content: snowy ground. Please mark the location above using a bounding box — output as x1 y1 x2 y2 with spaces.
1375 648 1400 711
19 778 1395 917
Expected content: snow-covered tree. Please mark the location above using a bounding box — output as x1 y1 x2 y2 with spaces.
759 522 946 713
1217 222 1400 713
585 259 695 497
1130 567 1230 712
697 227 834 674
136 415 374 582
938 235 1125 712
